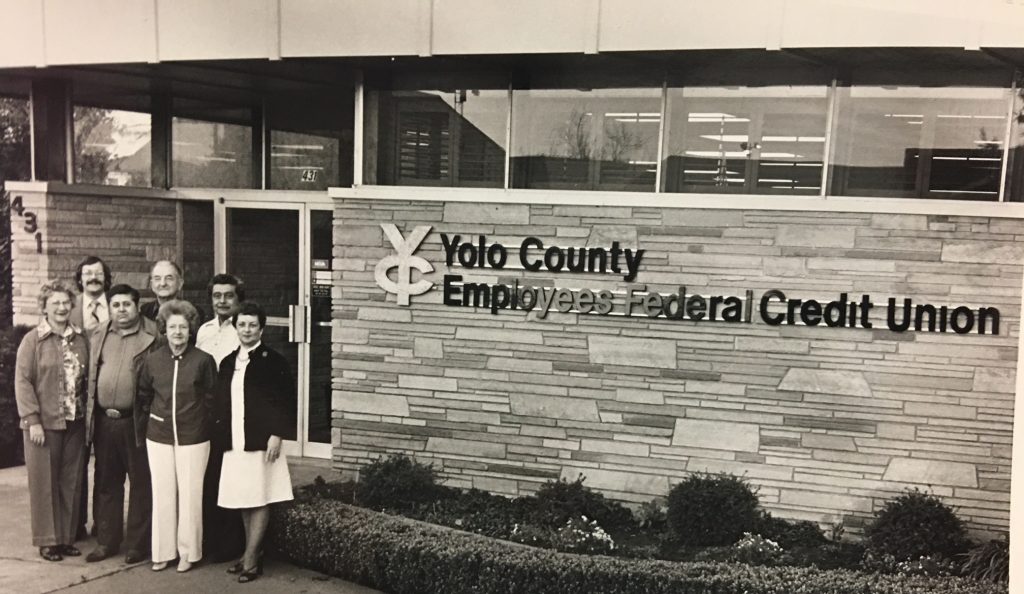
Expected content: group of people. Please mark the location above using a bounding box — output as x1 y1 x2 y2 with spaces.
14 257 296 583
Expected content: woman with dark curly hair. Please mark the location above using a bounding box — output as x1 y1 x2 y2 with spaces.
136 299 217 573
15 280 89 562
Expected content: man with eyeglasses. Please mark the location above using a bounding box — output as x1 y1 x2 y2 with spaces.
70 256 111 336
68 255 112 542
140 260 204 323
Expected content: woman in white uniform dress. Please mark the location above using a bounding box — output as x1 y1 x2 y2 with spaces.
212 302 294 583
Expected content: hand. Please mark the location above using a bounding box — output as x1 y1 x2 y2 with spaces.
266 435 282 463
28 424 45 447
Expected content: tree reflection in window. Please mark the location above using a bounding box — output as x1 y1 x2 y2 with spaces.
73 106 152 187
511 89 660 192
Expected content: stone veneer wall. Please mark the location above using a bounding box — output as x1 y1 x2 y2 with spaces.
9 188 179 324
333 199 1023 538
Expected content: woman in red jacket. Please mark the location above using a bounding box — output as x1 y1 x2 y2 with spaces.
136 300 217 573
213 301 295 583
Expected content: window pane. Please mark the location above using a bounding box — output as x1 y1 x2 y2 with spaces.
1004 83 1024 202
172 117 253 188
180 200 214 319
73 106 152 187
269 92 353 190
0 95 30 183
663 86 827 195
376 90 506 187
511 89 660 192
831 86 1009 200
271 130 340 190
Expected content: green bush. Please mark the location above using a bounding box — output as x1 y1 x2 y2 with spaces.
0 324 30 469
864 489 969 562
961 536 1009 584
354 454 452 511
269 497 1007 594
531 476 634 534
666 473 760 547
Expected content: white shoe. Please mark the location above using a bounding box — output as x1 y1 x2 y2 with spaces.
176 559 193 573
152 561 169 571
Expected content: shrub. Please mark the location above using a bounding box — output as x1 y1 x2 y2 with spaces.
301 475 356 503
0 324 31 469
694 533 786 567
531 475 634 534
666 473 760 547
754 511 828 550
636 498 667 531
864 489 969 562
269 498 1008 594
961 536 1009 584
550 515 616 555
354 454 451 510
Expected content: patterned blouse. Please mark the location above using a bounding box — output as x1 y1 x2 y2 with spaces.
40 319 86 421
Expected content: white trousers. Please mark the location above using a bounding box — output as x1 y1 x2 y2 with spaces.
146 439 209 563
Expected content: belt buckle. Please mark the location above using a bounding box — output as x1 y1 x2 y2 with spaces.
105 409 123 419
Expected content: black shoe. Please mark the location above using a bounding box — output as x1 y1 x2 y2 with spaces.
226 561 245 574
124 550 147 564
60 544 81 557
86 545 115 563
39 546 63 562
237 561 263 584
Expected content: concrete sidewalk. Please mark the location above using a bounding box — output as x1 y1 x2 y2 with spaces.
0 459 381 594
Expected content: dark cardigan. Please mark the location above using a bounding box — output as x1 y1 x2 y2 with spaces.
213 344 296 452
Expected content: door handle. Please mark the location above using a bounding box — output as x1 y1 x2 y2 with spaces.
287 305 295 343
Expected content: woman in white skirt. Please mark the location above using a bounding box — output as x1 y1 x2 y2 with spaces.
212 302 295 583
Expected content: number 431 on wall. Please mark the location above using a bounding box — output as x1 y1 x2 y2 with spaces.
10 195 44 254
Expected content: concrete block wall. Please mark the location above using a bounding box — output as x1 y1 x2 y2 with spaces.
332 198 1022 538
9 188 179 325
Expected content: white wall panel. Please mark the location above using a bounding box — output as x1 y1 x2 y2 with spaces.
0 0 44 67
978 2 1024 48
599 0 781 51
44 0 156 65
281 0 421 57
433 0 591 55
782 0 969 48
157 0 277 61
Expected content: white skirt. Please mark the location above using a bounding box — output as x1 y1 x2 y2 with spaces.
217 449 294 509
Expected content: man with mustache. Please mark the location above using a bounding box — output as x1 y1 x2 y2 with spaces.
69 255 112 542
70 256 111 335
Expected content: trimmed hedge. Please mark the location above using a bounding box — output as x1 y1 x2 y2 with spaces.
269 497 1007 594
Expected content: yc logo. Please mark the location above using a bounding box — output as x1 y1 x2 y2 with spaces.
375 224 435 306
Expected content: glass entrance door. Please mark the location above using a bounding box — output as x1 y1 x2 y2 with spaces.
218 201 332 458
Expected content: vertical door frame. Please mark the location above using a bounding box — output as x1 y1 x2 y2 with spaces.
214 194 332 458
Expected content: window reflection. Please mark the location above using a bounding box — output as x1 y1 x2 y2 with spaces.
0 95 30 183
268 92 352 191
511 89 660 192
172 116 253 189
73 106 151 187
832 86 1009 200
663 87 827 195
377 90 506 187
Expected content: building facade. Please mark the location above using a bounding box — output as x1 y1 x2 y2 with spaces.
2 0 1023 569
